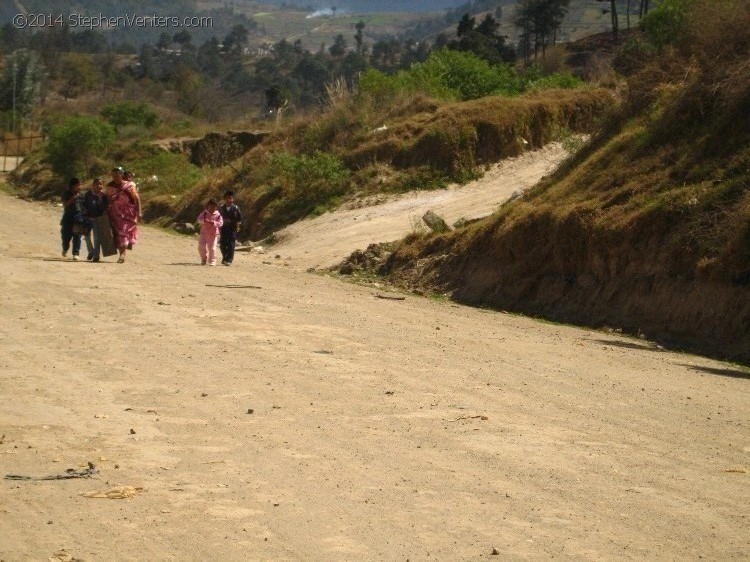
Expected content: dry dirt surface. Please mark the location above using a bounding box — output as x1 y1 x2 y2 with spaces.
0 156 24 173
272 143 569 271
0 188 749 562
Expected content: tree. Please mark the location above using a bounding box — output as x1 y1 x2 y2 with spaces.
137 44 160 80
476 14 500 37
0 49 43 131
265 84 289 110
515 0 571 62
371 39 403 69
354 21 366 56
223 24 249 55
452 12 515 65
157 32 172 51
457 13 476 38
37 25 72 69
172 64 204 115
70 30 108 54
46 116 115 178
0 24 23 53
640 0 694 49
101 101 159 130
329 34 347 58
173 30 192 49
197 38 224 78
609 0 619 39
292 53 332 105
59 53 100 100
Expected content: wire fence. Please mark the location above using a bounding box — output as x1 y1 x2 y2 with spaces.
0 133 45 172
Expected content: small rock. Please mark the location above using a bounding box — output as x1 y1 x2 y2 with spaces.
129 429 136 435
491 547 500 555
173 222 196 235
201 393 208 397
339 263 354 275
247 409 254 414
422 210 450 233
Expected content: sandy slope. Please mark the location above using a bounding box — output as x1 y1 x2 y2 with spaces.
0 188 748 561
271 143 568 271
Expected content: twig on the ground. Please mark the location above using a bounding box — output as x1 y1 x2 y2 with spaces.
5 463 97 481
449 415 489 422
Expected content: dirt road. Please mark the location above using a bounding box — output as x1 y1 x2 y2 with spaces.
272 143 568 271
0 157 24 173
1 190 748 561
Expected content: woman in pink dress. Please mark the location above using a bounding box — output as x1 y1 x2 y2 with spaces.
106 167 142 263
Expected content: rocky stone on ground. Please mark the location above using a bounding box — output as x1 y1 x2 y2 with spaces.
422 210 450 233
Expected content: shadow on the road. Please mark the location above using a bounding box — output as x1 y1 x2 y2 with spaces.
39 257 85 263
168 262 204 266
589 338 663 352
679 364 750 380
205 284 262 290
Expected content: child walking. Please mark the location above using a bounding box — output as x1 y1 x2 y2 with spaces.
219 190 243 266
60 177 83 260
198 199 223 266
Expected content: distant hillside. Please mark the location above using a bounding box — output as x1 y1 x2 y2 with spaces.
254 0 469 13
0 0 636 51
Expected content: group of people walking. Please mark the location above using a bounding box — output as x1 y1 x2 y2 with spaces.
60 166 141 264
60 169 243 266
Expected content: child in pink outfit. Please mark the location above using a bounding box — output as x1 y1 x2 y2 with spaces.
198 199 223 265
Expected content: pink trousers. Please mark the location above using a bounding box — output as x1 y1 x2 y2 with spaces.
198 232 219 264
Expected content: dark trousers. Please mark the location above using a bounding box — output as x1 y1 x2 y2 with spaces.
61 220 82 256
219 229 237 263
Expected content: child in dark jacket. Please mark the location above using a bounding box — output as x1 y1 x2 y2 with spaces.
219 190 243 266
82 177 109 261
60 177 83 260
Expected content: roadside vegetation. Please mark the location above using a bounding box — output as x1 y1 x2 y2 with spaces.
3 0 613 239
370 0 750 363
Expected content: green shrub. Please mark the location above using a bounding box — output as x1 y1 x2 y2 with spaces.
613 38 657 76
46 116 115 178
267 150 350 215
641 0 696 49
525 71 583 91
359 50 581 104
358 69 402 104
101 101 159 129
129 150 203 195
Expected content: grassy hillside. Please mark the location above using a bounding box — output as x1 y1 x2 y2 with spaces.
372 0 750 362
10 44 611 241
164 85 611 239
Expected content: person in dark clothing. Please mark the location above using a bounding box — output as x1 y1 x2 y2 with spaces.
60 177 83 260
219 190 243 266
82 177 109 261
